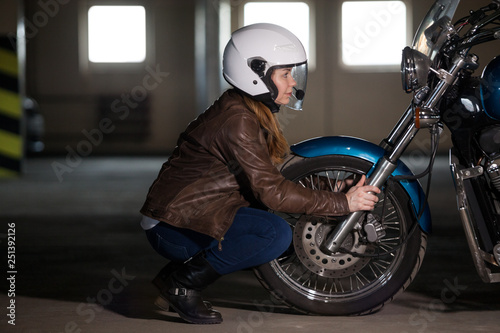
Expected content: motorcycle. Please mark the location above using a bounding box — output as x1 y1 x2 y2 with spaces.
254 0 500 315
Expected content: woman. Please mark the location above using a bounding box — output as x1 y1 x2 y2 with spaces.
140 23 380 324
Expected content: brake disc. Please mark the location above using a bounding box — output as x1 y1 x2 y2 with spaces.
293 215 371 278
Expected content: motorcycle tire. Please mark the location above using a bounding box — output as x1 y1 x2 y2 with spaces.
254 155 427 315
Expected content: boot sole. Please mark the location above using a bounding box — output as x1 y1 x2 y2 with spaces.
155 296 222 324
155 295 215 312
169 303 223 324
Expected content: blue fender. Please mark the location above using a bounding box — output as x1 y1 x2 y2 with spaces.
291 136 431 233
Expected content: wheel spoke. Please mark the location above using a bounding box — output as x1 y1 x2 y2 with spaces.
380 236 400 242
368 262 383 277
325 171 335 192
372 260 389 275
356 271 370 286
334 171 341 191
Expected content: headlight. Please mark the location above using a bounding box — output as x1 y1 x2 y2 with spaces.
401 47 432 93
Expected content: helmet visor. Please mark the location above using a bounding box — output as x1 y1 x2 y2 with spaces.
286 62 308 110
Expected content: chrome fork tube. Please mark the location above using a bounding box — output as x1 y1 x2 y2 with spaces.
381 104 413 149
388 123 419 162
322 157 398 253
323 122 420 253
424 56 466 110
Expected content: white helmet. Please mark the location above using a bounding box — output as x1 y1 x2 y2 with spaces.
223 23 308 112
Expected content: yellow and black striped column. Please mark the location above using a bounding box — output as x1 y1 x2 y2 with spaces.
0 36 22 177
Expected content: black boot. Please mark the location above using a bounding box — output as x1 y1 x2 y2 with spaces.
152 261 181 312
152 261 182 291
161 253 222 324
152 261 214 312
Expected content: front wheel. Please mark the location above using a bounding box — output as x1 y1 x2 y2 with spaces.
254 155 427 315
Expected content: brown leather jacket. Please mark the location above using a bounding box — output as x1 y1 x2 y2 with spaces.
140 90 349 241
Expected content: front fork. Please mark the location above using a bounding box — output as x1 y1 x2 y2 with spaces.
323 121 419 252
322 55 468 253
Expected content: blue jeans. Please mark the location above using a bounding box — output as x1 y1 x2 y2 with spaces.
144 207 292 275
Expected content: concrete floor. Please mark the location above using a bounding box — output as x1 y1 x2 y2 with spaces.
1 155 499 333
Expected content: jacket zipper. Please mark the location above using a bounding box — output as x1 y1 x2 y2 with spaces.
218 237 224 251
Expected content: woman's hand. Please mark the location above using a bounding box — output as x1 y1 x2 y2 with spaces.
345 175 381 212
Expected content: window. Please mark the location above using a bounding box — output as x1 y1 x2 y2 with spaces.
88 6 146 63
341 1 407 68
243 2 314 68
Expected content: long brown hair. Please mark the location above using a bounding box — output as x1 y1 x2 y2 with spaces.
241 94 290 165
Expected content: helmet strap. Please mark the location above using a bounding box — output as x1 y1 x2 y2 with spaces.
259 69 280 113
262 70 279 102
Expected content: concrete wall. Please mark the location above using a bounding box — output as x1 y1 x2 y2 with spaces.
0 1 18 33
4 0 498 155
